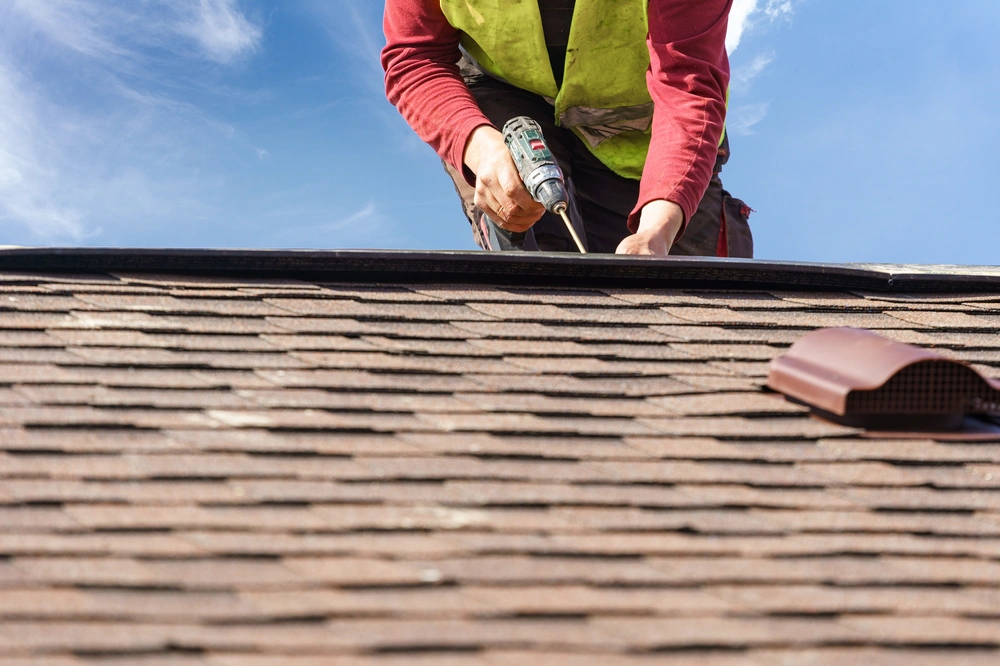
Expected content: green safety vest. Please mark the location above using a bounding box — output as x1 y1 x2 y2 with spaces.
441 0 657 180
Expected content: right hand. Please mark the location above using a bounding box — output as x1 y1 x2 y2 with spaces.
463 125 546 233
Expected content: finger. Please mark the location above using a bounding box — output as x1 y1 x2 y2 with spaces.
474 187 504 224
495 163 543 214
478 184 536 230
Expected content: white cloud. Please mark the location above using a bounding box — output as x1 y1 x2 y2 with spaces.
5 0 262 67
764 0 796 20
732 50 776 90
727 0 759 53
181 0 263 64
728 101 772 136
0 1 264 244
726 0 800 132
727 0 798 53
0 61 90 241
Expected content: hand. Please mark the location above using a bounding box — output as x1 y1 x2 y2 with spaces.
463 125 546 233
615 199 684 255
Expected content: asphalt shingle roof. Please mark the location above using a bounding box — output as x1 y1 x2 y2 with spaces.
1 251 999 664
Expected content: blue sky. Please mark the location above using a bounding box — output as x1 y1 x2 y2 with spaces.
1 1 998 265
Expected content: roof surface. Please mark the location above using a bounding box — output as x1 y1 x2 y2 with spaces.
1 252 1000 665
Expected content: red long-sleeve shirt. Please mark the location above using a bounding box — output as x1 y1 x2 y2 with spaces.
381 0 731 234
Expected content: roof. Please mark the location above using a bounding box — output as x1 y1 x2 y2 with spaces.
1 249 999 665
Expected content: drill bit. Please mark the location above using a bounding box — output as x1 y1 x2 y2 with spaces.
554 203 586 254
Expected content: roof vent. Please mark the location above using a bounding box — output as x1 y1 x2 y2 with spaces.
767 327 1000 430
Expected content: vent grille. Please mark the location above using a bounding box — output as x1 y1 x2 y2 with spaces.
846 360 1000 414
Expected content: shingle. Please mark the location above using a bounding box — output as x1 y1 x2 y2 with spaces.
268 317 478 338
0 388 31 406
712 585 1000 616
638 416 859 439
182 531 463 558
157 316 289 334
38 367 217 389
400 433 640 460
0 330 62 346
281 558 432 586
164 429 421 456
453 320 670 342
662 307 914 329
886 310 1000 330
648 392 807 416
331 505 583 533
0 348 91 365
0 533 200 557
0 295 100 312
0 453 368 481
0 427 177 453
837 616 1000 646
651 325 807 344
751 509 1000 536
816 438 1000 464
0 508 79 531
591 616 861 648
453 393 666 417
259 334 381 351
255 369 481 392
265 298 496 321
0 312 78 329
442 481 693 507
551 506 786 534
239 388 481 413
289 351 525 374
669 343 784 361
467 302 687 325
0 589 259 622
354 456 599 483
586 460 825 487
239 586 490 617
15 385 253 409
206 408 435 432
0 621 176 653
74 294 292 316
3 479 245 505
502 356 715 376
465 373 695 397
608 290 784 308
316 284 443 302
624 437 833 462
50 329 281 351
674 375 766 392
362 336 498 356
419 286 621 306
416 412 658 436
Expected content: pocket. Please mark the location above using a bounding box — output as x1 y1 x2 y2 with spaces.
722 191 754 259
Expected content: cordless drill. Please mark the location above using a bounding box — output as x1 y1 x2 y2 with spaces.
502 117 587 253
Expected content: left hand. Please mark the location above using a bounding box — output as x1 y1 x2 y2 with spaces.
615 199 684 255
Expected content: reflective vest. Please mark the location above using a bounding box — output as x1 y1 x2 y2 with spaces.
441 0 654 180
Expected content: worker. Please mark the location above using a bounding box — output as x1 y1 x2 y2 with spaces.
381 0 753 256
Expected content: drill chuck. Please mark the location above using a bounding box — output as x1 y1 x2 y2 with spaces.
527 171 568 214
502 117 569 214
502 116 585 253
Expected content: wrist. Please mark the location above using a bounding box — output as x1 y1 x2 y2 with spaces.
636 199 684 246
463 124 502 175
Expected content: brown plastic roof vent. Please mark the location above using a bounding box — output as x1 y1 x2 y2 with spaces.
768 328 1000 430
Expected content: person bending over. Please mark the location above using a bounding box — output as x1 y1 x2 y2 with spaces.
382 0 752 256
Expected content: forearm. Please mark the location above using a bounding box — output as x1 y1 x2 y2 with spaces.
381 0 493 181
627 0 731 234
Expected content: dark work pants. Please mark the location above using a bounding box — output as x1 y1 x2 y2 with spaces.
445 75 753 257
